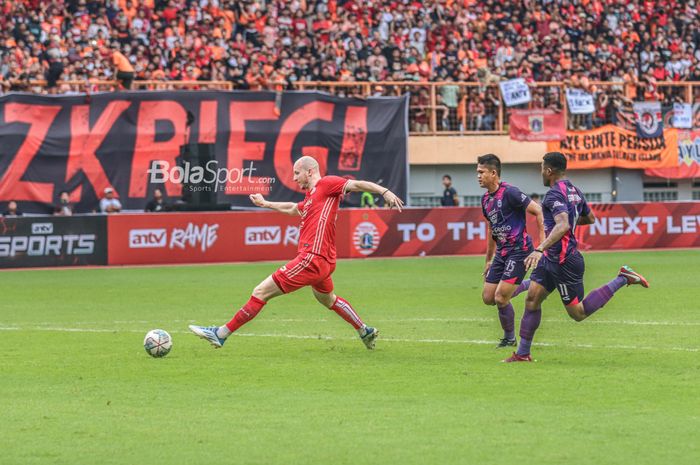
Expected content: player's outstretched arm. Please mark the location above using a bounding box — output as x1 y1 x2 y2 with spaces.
526 201 546 246
249 194 300 216
524 212 570 270
345 180 404 211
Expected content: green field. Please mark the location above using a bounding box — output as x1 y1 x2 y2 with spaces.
1 250 699 465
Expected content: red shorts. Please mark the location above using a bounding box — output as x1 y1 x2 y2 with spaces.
271 253 336 294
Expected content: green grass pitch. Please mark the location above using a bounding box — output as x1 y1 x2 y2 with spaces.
1 250 698 465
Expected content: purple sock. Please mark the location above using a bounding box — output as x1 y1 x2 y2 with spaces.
582 276 627 316
497 303 515 340
512 279 531 298
517 308 541 356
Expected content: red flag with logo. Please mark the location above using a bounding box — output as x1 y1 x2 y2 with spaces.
509 109 566 141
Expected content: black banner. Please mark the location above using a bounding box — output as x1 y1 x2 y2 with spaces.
0 215 107 268
0 91 408 214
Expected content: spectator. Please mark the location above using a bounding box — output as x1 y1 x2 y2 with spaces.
411 88 430 133
360 192 377 209
110 43 135 90
439 77 460 131
45 39 64 94
100 187 122 214
468 93 486 131
2 201 23 217
145 188 167 212
0 0 697 128
440 175 459 207
53 190 73 216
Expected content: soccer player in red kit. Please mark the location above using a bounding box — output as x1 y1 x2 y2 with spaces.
189 156 404 350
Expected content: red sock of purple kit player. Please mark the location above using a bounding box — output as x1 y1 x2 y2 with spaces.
582 276 627 316
517 308 541 356
512 279 530 298
497 303 515 340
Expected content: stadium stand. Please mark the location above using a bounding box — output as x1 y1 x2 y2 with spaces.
1 0 699 133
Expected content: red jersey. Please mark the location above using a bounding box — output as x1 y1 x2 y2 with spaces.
296 175 349 263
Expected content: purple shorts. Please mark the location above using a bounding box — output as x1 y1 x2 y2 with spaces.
530 251 586 305
485 248 531 285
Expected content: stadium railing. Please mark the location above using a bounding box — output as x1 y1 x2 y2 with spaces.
295 81 699 136
6 79 234 93
5 79 698 136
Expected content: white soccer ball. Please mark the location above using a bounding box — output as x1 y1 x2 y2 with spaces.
144 329 172 358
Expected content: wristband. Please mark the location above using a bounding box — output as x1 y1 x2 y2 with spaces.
535 248 544 253
381 188 389 196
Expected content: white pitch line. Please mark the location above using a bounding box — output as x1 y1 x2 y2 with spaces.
0 325 697 353
389 317 700 327
16 317 700 327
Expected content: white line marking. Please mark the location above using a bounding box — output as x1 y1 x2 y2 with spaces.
0 326 697 353
21 317 698 327
390 317 700 327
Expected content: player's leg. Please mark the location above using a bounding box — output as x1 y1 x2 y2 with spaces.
189 275 282 347
493 252 531 348
189 254 312 348
219 275 283 336
564 260 649 322
484 255 516 346
493 281 518 347
312 275 378 349
504 260 554 362
511 279 531 298
313 289 365 330
482 282 497 306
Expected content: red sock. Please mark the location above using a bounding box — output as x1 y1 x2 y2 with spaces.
226 296 266 332
330 296 364 330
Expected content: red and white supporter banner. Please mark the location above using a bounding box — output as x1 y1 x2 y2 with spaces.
106 202 700 266
509 109 566 141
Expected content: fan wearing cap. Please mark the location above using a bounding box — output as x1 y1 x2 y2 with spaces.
100 187 122 214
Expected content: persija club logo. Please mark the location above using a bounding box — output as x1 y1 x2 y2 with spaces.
353 222 380 256
638 110 661 136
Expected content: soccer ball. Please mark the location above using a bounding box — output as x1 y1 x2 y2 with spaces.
144 329 172 358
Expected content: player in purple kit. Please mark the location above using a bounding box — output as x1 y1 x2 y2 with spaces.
504 152 649 362
478 154 545 348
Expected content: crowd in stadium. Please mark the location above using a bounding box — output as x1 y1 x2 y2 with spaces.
1 1 699 128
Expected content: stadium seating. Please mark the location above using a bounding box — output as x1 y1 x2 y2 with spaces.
1 0 699 134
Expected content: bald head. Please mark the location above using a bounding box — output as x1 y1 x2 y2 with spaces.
292 155 322 190
295 155 319 172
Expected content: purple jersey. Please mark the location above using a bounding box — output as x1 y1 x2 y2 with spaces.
481 182 533 256
542 179 591 264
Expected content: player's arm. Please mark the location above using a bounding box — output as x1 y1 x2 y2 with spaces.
249 193 300 216
526 201 546 246
577 211 595 225
484 223 496 276
524 212 570 270
345 180 404 211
